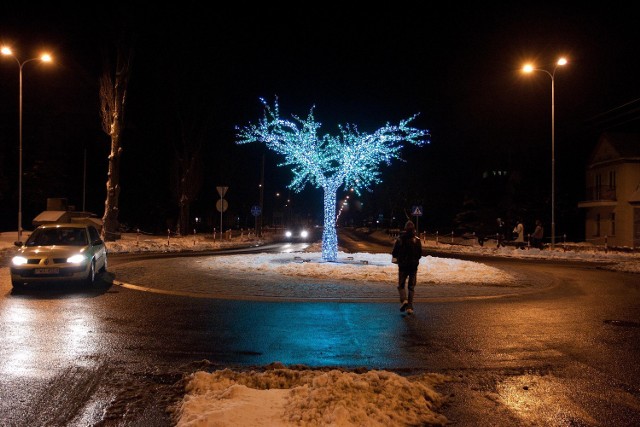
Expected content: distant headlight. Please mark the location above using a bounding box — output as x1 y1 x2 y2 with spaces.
300 230 309 238
285 231 293 238
12 256 27 266
67 254 87 264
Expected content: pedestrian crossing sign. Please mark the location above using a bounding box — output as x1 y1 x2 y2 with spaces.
411 205 423 216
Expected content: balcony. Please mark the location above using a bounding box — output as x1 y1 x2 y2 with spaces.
578 186 617 208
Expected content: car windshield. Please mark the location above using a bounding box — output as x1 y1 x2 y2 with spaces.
26 228 88 247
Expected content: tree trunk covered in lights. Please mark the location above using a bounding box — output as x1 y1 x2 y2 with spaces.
322 185 339 262
99 37 132 241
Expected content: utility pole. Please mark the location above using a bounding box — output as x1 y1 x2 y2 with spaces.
259 152 265 236
83 148 87 211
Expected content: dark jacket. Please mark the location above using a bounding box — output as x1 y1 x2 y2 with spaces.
392 230 423 269
497 220 506 237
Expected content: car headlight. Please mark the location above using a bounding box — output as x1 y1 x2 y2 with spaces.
300 230 309 238
285 231 292 238
12 256 27 266
67 254 87 264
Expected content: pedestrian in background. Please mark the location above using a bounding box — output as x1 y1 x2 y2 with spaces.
476 222 487 247
496 217 507 248
532 219 544 249
391 220 423 314
513 219 525 249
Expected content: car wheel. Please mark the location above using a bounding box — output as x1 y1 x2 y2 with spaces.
86 260 96 286
11 279 25 290
100 253 108 273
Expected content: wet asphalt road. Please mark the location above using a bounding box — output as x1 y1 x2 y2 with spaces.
0 233 639 426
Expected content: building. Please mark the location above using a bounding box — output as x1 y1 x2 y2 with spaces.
577 132 640 248
31 198 103 232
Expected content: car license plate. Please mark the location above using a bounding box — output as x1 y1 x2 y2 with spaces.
35 268 59 275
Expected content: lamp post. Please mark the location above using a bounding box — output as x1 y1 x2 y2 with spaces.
522 57 567 249
1 47 52 242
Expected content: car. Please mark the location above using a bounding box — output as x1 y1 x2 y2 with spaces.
10 223 108 289
283 225 317 242
285 227 309 240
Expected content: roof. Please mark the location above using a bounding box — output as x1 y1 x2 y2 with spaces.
32 210 102 230
36 223 93 229
32 211 70 224
588 132 640 166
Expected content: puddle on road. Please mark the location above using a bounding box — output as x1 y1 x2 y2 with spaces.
497 374 598 426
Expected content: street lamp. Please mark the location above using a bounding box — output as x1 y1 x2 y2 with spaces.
1 46 52 242
522 57 567 249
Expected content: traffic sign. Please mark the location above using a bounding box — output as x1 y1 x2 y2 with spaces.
216 186 229 197
216 199 228 213
251 205 262 217
411 205 423 216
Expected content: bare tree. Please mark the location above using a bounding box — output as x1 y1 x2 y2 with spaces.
171 113 204 236
166 75 210 236
99 38 133 241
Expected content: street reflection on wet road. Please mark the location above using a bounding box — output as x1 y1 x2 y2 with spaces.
0 289 104 380
172 299 425 369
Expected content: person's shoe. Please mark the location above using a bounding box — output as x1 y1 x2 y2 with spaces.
406 308 414 315
400 300 409 312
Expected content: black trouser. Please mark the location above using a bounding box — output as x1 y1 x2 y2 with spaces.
397 266 417 304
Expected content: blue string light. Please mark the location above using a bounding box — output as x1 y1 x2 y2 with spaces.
236 97 430 261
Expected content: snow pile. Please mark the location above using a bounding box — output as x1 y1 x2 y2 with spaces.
210 251 514 285
174 364 449 427
104 232 261 253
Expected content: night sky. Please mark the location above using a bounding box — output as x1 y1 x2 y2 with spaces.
1 5 639 237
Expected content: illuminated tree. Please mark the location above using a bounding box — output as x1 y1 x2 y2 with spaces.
236 98 430 261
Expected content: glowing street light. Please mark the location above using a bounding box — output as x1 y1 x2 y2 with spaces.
522 57 567 249
1 47 53 242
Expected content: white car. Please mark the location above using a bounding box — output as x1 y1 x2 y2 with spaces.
285 227 310 241
10 223 108 288
282 225 322 243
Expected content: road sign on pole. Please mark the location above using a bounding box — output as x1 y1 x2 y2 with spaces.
411 205 423 233
216 199 228 212
216 186 228 198
217 186 229 237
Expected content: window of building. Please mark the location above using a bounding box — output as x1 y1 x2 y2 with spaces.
609 170 616 189
595 213 601 236
610 212 616 236
595 174 602 199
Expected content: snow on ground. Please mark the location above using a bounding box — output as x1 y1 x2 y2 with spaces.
4 228 637 273
2 229 639 425
174 364 449 427
209 249 515 286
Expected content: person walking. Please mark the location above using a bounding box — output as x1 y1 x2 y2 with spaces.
496 217 507 248
532 219 544 249
513 219 525 249
391 220 423 314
